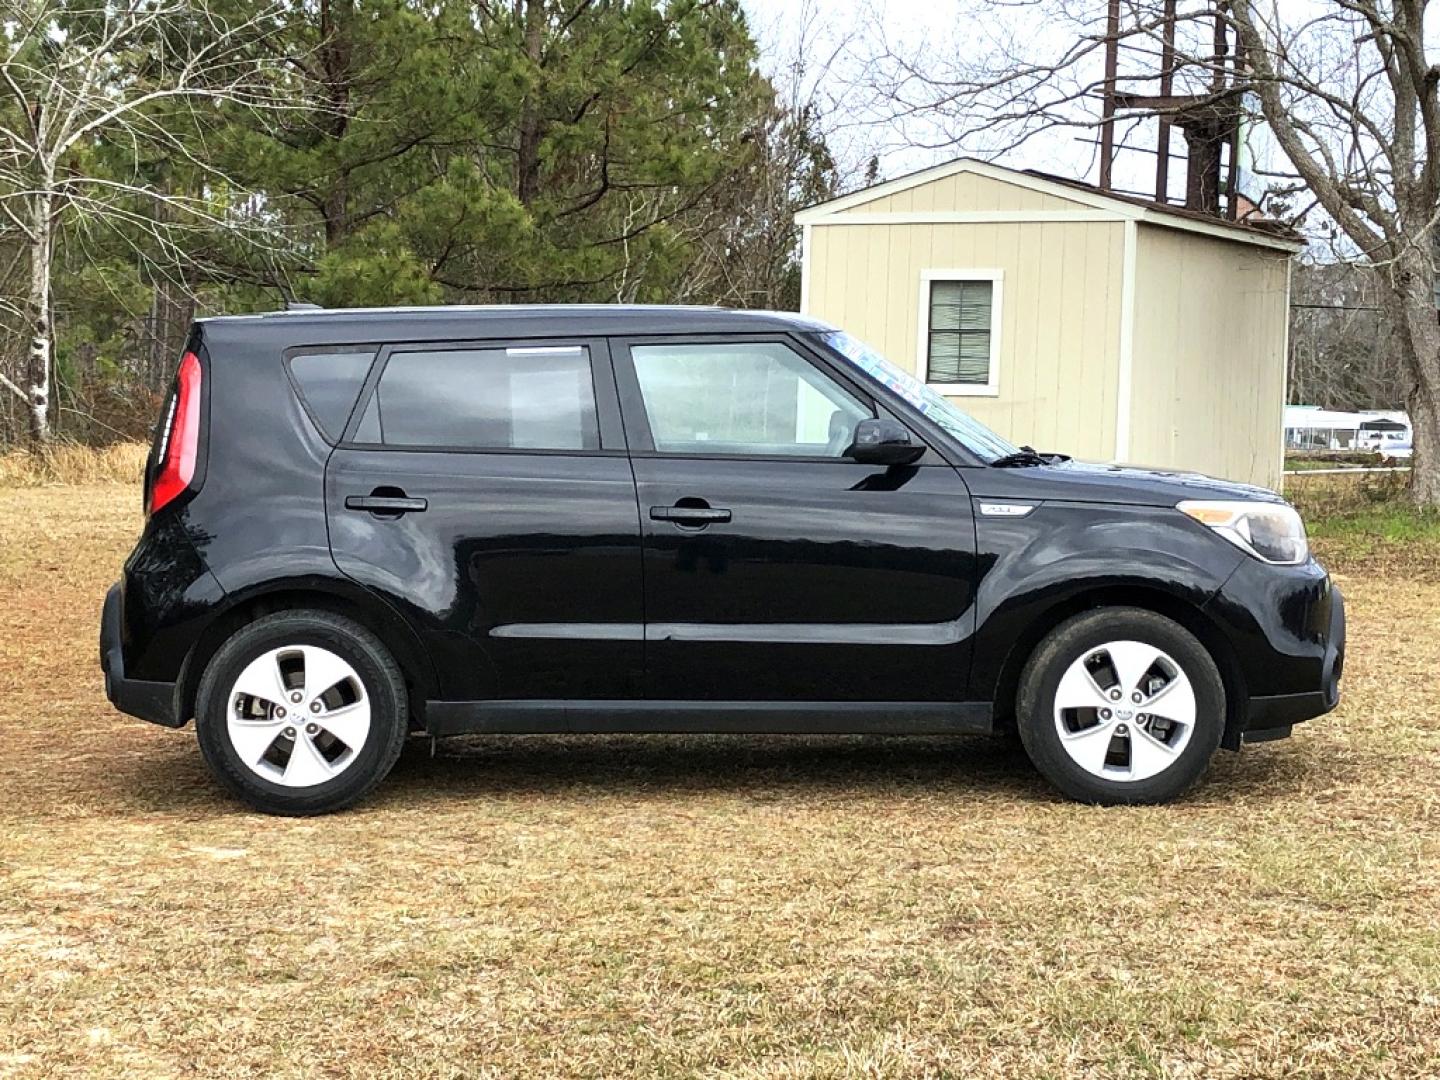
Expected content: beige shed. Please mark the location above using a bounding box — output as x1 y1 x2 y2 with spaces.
797 159 1304 489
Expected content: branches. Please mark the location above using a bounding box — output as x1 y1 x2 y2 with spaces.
847 1 1439 257
1230 3 1380 252
2 3 299 175
0 370 26 404
0 0 309 442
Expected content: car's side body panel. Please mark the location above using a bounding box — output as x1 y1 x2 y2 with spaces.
321 333 645 703
184 322 338 599
426 698 992 735
112 320 446 720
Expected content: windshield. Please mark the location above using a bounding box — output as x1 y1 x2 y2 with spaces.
817 330 1019 462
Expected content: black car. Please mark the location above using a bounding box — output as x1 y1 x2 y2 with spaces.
100 305 1344 815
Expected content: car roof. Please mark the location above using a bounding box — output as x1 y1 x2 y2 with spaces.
197 304 837 347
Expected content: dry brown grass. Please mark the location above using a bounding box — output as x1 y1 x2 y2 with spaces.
0 442 148 487
2 484 1438 1078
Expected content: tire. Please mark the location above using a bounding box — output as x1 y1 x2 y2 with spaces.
195 610 408 815
1016 607 1224 805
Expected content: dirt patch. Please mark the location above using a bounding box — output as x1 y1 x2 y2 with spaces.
2 485 1438 1078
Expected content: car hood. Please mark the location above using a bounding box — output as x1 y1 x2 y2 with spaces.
962 458 1286 508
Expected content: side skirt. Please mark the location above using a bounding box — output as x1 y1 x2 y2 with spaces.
426 700 994 737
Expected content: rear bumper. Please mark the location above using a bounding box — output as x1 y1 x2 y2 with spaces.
100 583 182 728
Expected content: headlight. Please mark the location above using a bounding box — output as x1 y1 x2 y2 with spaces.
1177 500 1309 565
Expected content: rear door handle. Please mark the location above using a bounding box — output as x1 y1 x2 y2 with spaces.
650 505 732 525
345 494 427 514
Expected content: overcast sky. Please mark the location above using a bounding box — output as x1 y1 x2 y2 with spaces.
740 0 950 183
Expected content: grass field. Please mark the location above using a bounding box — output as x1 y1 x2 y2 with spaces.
2 480 1439 1078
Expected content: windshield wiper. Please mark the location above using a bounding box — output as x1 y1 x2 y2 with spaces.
990 448 1048 468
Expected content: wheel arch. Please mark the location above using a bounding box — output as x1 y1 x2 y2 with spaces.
987 583 1248 751
176 577 437 728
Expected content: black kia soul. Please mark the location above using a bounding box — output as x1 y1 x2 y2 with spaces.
100 305 1344 815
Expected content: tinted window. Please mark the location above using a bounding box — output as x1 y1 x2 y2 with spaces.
366 345 598 451
630 341 870 457
289 351 375 441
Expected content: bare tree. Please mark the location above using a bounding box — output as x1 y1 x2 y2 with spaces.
0 0 294 443
1231 1 1440 504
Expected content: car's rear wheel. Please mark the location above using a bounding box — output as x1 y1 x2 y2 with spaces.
1016 607 1224 804
195 610 408 815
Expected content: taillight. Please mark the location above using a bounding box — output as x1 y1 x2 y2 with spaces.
148 350 202 515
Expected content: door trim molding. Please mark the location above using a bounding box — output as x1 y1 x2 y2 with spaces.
489 619 969 645
426 699 993 737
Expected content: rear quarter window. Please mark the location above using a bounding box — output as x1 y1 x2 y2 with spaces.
287 350 376 441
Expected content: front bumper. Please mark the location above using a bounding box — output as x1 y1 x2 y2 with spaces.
100 583 182 728
1239 581 1345 743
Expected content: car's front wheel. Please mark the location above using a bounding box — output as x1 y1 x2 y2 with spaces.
1016 607 1225 804
195 610 408 815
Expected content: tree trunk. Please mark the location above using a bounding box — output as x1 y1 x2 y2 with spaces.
515 0 544 207
24 191 53 445
319 0 353 246
1379 248 1440 506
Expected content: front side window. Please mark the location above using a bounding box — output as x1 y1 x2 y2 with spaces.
629 341 871 457
355 345 598 451
921 271 1001 394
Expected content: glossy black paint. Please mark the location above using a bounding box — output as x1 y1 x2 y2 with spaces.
607 330 977 702
847 417 927 466
100 304 1344 744
960 457 1287 506
966 499 1246 699
629 456 977 701
326 448 645 700
1204 554 1343 702
101 584 181 727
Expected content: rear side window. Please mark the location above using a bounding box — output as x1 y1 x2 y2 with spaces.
288 350 375 441
355 345 598 451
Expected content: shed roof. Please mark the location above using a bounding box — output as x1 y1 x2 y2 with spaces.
796 158 1305 253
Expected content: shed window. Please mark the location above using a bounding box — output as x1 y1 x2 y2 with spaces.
919 270 1002 395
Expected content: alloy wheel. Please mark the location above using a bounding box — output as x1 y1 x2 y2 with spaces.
226 645 371 787
1052 639 1197 782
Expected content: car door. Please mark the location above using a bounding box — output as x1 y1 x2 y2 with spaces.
325 336 644 707
611 333 979 707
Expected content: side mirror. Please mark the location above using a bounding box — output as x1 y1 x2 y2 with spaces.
846 417 925 466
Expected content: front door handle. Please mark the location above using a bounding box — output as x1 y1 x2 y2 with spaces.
345 492 427 515
651 505 732 526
